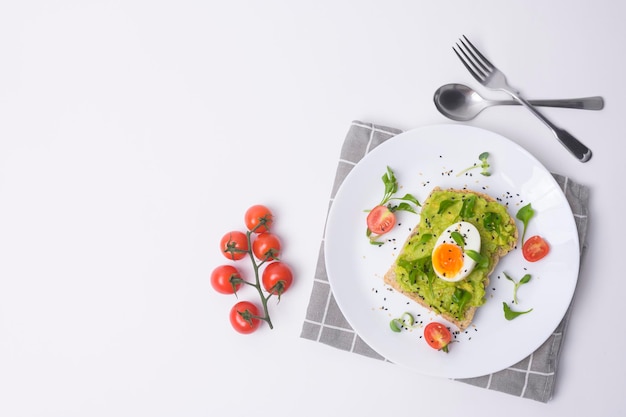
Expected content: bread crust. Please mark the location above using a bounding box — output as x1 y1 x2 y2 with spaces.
384 187 518 330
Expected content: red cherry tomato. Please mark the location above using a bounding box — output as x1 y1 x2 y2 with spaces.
424 322 452 353
252 232 281 261
522 235 550 262
366 205 396 235
245 205 274 234
229 301 261 334
262 262 293 297
220 231 249 260
210 265 242 294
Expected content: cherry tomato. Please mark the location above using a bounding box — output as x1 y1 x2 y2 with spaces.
229 301 261 334
245 205 274 234
522 235 550 262
210 265 243 294
262 261 293 297
424 322 452 353
366 205 396 235
252 232 281 261
220 231 249 260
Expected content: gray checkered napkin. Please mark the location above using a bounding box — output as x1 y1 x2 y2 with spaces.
300 120 589 403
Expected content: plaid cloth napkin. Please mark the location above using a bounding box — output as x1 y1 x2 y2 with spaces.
300 120 589 403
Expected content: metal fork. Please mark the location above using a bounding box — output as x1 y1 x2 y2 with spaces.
453 35 592 162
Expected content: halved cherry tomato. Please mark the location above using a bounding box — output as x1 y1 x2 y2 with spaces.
210 265 243 294
220 231 249 260
262 261 293 297
245 205 274 234
424 322 452 353
229 301 261 334
252 232 281 261
366 205 396 235
522 235 550 262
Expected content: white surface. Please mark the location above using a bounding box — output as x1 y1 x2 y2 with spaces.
325 125 580 379
0 1 623 415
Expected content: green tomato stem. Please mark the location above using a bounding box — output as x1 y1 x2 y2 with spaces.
245 230 274 329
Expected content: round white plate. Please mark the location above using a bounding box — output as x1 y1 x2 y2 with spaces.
325 124 580 379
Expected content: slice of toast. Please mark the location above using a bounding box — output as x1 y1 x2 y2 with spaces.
384 187 518 330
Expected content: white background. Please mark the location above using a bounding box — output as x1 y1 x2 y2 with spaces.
0 1 623 416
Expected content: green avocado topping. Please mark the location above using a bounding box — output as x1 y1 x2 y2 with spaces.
393 189 517 321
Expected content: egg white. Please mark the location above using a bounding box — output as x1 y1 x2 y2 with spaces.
432 221 481 282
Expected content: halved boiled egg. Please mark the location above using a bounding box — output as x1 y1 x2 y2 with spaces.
431 221 481 282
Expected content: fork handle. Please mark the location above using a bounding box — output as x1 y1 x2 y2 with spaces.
510 94 593 162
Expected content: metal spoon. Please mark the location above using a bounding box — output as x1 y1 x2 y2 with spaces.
434 83 604 122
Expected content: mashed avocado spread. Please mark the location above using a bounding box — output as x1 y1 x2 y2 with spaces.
393 189 517 321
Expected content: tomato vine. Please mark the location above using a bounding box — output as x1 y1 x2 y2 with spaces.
215 205 293 333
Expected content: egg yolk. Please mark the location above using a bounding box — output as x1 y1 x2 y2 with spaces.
432 243 464 278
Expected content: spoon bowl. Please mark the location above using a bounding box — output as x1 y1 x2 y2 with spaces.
434 83 604 121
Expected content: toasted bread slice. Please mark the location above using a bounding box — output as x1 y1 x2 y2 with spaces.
384 187 518 330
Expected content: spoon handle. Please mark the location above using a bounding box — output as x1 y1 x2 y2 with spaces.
501 96 604 110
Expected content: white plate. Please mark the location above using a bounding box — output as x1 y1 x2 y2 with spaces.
325 124 580 379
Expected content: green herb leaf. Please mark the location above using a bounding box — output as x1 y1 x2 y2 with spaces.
450 231 465 247
452 288 472 312
397 193 421 206
366 228 384 246
427 273 435 299
394 202 418 214
516 203 535 244
389 319 402 332
438 199 457 214
381 167 398 203
418 233 433 244
483 212 501 232
465 249 489 269
503 302 533 320
460 195 476 218
479 152 491 176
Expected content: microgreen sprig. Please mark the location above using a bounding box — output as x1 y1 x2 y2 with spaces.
389 312 417 332
365 166 420 245
377 166 420 209
504 272 532 304
456 152 491 177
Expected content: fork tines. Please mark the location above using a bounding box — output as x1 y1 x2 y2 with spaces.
453 35 494 82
